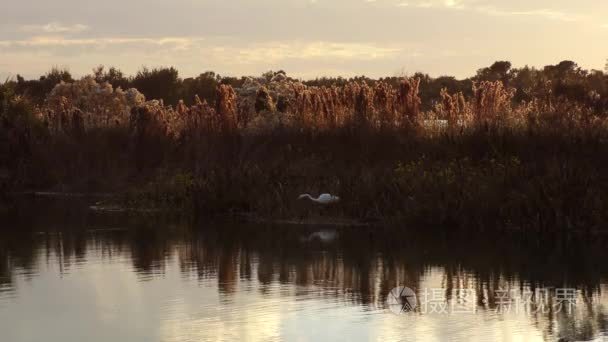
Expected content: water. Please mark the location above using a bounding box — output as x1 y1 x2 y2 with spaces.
1 199 608 342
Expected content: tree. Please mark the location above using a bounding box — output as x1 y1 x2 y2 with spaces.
475 61 513 84
180 71 220 105
14 68 73 104
511 66 539 103
544 61 587 101
93 65 130 90
132 67 181 105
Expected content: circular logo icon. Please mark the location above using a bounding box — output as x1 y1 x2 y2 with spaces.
386 286 417 314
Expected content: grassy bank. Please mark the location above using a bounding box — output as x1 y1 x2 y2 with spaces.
6 124 607 232
2 77 608 231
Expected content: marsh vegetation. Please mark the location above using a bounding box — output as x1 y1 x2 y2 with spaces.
2 61 608 231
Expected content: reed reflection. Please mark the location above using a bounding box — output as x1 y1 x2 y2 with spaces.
0 213 607 341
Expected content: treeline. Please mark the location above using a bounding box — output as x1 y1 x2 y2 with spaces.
7 60 608 112
9 66 245 107
305 60 608 112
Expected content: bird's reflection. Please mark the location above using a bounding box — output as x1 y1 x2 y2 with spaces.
2 206 608 341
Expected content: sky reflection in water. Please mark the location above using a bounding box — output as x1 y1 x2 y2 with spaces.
1 203 607 342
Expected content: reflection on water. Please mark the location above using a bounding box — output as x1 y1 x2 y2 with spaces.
1 199 608 342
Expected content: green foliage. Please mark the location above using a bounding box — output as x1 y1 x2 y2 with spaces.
93 65 130 90
475 61 513 83
14 67 73 104
132 67 181 105
180 72 220 105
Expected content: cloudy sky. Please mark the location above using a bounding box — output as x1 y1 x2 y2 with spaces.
1 0 607 80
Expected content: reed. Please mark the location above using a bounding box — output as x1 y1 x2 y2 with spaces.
2 74 608 231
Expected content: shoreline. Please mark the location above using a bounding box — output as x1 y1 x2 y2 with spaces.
4 191 608 237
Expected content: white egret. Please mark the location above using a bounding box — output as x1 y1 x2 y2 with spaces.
298 193 340 205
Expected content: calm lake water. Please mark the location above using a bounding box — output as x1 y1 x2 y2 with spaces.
1 199 608 342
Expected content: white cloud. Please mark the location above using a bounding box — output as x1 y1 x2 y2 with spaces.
394 0 584 22
236 42 402 62
395 0 474 9
475 7 583 22
0 36 401 62
0 36 200 49
20 22 89 34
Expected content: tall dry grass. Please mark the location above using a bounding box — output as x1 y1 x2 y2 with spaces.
3 74 608 231
32 74 607 141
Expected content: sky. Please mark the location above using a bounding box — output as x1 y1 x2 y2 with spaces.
1 0 607 80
